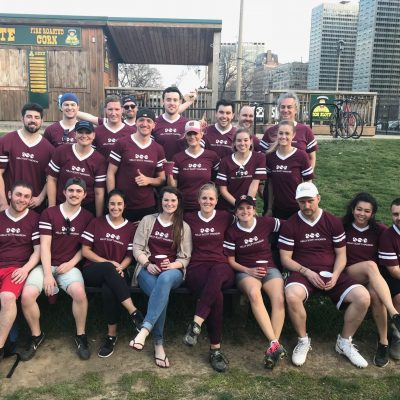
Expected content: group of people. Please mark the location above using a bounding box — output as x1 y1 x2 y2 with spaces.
0 89 399 375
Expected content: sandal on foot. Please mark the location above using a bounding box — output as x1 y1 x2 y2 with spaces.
154 354 170 368
129 338 144 351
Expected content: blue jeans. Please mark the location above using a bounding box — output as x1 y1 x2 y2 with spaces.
137 268 183 344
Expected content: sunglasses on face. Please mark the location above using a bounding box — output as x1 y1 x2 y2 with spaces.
124 104 136 110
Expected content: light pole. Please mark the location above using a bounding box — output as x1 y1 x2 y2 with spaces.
235 0 244 103
336 40 345 92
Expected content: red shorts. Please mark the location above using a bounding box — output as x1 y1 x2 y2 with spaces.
0 267 26 297
285 271 362 310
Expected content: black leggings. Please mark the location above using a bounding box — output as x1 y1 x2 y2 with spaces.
82 262 131 325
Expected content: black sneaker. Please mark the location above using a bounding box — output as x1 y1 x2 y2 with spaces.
392 314 400 333
183 321 201 346
20 333 45 361
98 336 117 358
373 342 389 367
131 310 144 334
74 334 90 360
264 342 287 369
209 348 229 373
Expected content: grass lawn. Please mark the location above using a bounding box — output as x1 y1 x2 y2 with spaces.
1 138 400 399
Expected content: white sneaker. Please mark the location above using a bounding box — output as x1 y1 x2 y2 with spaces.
292 337 311 366
335 335 368 368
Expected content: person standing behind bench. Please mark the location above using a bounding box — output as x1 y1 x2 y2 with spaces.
21 178 93 361
81 189 144 358
0 181 40 361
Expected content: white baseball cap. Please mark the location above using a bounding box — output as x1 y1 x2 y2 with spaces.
295 182 319 199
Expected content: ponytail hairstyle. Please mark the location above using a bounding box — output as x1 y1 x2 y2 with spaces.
266 119 296 154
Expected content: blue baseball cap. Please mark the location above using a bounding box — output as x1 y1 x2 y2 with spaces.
75 120 94 132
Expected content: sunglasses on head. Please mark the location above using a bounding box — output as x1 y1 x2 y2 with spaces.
124 104 136 110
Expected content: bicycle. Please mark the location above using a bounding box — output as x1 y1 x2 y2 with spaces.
329 99 364 139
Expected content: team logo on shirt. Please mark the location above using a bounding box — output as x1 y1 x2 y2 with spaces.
200 227 215 234
244 236 259 244
164 128 177 133
305 233 321 239
22 152 35 159
352 237 368 244
62 226 76 233
6 227 21 233
188 163 202 168
71 166 86 173
236 168 249 177
276 165 288 170
215 139 228 145
107 138 118 143
135 154 149 160
155 231 169 239
106 233 121 240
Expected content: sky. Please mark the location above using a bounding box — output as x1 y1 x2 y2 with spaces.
1 0 349 86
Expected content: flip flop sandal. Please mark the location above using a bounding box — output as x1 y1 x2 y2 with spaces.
129 338 144 351
154 354 170 368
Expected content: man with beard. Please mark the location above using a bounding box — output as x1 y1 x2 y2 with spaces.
237 105 262 152
121 95 138 128
0 181 40 361
44 93 80 147
0 103 54 213
21 178 93 361
152 87 189 161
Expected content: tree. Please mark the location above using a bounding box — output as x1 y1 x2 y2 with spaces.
118 64 162 87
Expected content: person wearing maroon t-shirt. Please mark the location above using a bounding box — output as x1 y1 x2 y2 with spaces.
237 105 263 152
216 128 266 211
378 198 400 360
131 187 192 368
260 92 318 169
279 182 370 368
44 93 79 147
47 120 106 217
203 99 237 160
0 103 54 213
183 183 234 372
167 120 219 211
107 108 166 223
223 195 285 369
152 87 189 161
21 178 93 361
81 189 144 358
265 120 314 219
121 95 138 128
0 182 40 360
342 193 400 367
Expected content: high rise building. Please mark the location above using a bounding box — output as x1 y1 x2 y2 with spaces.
352 0 400 119
272 62 309 90
307 1 359 91
252 50 279 100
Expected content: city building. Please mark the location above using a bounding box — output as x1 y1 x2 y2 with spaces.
352 0 400 120
307 1 359 91
252 50 279 100
272 62 309 91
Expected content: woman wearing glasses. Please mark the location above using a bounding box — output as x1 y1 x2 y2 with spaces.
81 189 144 358
130 186 192 368
216 128 266 211
46 120 107 217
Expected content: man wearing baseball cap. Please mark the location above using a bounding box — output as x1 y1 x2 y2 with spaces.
44 93 80 147
278 182 370 368
121 95 138 127
21 177 93 361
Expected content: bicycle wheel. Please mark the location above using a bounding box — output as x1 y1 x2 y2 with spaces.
351 112 363 139
329 113 339 138
338 112 357 139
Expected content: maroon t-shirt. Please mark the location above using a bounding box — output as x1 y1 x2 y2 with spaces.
152 114 188 161
39 205 93 267
216 152 267 210
147 217 177 264
266 148 314 215
43 121 77 147
203 124 237 160
0 130 54 197
345 222 386 266
81 215 135 267
223 216 280 268
0 209 39 268
47 144 107 205
260 123 318 153
184 210 233 267
278 210 346 273
172 149 220 210
94 122 135 159
109 135 165 210
378 225 400 268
